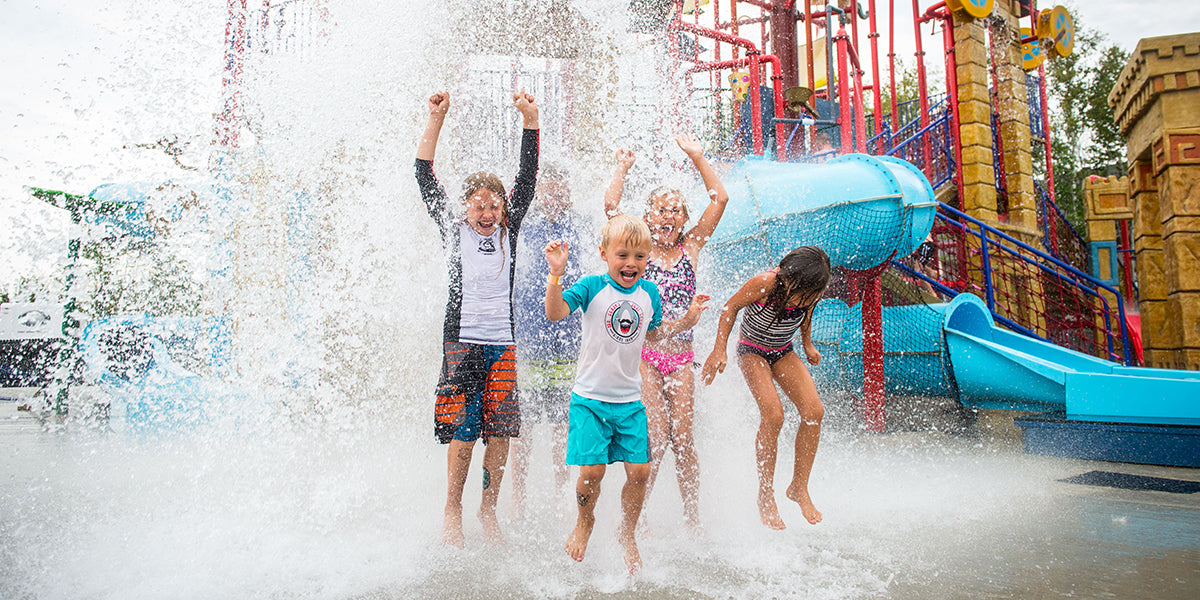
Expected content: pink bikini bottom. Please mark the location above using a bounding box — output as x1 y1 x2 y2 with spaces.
641 347 695 375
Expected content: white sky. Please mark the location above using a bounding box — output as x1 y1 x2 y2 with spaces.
2 0 1199 290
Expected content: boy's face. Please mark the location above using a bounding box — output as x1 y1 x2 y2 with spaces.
465 188 503 236
599 236 650 288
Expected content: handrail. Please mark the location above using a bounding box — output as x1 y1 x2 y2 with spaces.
1035 180 1087 251
937 202 1132 364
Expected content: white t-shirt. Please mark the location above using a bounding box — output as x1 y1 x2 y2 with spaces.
458 223 513 344
563 274 662 403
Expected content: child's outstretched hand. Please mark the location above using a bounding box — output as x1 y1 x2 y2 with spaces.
544 239 569 275
513 90 539 128
676 134 703 159
700 349 726 386
428 91 449 117
615 148 636 173
803 342 822 366
683 293 710 328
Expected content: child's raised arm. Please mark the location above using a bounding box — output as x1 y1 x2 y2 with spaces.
513 90 539 130
416 92 450 161
603 149 636 219
678 134 729 258
544 240 572 321
700 270 775 385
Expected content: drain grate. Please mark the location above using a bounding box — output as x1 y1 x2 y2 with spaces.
1059 470 1200 494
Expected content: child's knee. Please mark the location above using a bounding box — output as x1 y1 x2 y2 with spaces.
579 465 606 485
760 409 785 432
626 463 651 485
803 403 825 425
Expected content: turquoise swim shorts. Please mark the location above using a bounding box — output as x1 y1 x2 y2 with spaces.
566 393 650 466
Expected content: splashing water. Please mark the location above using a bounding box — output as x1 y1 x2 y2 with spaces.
3 2 1197 599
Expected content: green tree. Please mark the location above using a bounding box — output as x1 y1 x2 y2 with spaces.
1041 8 1128 235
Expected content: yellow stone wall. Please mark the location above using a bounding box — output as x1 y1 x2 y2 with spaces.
1109 33 1200 370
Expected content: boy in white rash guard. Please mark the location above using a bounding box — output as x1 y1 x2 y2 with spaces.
415 90 539 548
543 214 709 574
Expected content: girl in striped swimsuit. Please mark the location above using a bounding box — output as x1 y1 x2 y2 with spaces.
700 246 831 530
603 134 729 530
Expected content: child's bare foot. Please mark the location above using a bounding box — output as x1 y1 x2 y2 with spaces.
443 510 466 547
478 507 505 544
564 518 594 562
758 491 787 530
617 524 642 574
785 484 822 524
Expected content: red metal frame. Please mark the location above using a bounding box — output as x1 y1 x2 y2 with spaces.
220 0 249 149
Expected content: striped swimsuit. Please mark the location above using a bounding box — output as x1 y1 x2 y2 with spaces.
736 300 810 366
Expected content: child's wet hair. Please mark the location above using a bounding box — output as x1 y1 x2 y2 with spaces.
602 213 652 250
766 246 831 314
538 163 568 189
462 171 507 209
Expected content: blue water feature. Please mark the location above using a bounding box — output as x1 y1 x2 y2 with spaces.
810 298 954 399
707 153 938 294
941 293 1200 423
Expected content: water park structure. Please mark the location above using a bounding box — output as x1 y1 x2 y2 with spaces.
14 1 1200 467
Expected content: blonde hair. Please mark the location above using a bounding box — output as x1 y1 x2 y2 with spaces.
602 213 652 250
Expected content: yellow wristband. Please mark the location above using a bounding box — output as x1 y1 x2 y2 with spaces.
547 273 562 286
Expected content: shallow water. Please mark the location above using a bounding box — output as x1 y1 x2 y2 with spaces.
2 397 1197 600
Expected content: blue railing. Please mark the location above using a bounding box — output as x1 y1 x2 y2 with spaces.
1035 180 1090 274
884 111 956 190
894 202 1132 365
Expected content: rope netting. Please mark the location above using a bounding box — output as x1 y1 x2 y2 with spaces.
911 208 1129 364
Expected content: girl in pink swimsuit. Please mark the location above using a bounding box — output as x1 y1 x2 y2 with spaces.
603 134 729 529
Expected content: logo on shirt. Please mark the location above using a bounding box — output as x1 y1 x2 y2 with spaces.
605 300 643 344
477 237 496 254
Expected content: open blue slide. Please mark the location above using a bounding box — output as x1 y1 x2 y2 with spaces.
942 293 1200 424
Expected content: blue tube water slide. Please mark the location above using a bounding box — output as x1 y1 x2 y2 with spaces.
942 293 1200 424
707 154 1200 429
705 154 938 294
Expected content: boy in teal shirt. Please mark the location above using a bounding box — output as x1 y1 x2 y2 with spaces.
543 214 708 573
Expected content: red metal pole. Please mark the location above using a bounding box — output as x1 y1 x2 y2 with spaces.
941 11 965 209
836 25 853 154
750 53 764 154
773 0 800 97
1038 61 1059 253
868 0 883 148
912 0 931 169
1119 220 1135 301
889 0 898 132
846 42 868 153
862 272 885 432
221 0 248 149
805 0 815 95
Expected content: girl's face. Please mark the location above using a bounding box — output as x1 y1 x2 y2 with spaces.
465 188 504 235
646 194 686 246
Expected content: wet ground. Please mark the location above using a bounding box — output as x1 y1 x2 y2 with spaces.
1 392 1197 599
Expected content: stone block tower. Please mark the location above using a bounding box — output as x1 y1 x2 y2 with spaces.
1109 33 1200 370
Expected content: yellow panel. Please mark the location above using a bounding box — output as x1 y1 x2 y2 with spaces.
1021 27 1045 71
947 0 994 20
